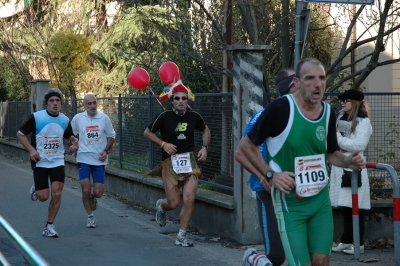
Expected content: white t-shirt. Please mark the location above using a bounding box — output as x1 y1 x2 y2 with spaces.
71 111 115 165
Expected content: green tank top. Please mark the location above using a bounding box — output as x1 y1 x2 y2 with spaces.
266 94 330 173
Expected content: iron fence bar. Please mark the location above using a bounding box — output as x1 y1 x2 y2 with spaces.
148 91 154 170
7 103 10 140
118 94 123 169
0 215 49 266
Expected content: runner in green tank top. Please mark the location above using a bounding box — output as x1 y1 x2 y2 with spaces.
236 58 366 266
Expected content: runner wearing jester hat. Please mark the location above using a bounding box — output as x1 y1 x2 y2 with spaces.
144 80 210 247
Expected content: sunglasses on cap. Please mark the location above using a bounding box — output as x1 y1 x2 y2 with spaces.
173 96 188 101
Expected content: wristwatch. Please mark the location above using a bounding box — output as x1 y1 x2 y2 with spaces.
202 145 208 150
265 170 274 181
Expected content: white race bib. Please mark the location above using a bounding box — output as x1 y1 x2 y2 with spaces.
294 154 328 197
42 136 61 156
171 152 193 174
85 125 102 145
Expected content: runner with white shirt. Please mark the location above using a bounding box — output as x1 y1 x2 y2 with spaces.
70 94 115 228
17 88 78 237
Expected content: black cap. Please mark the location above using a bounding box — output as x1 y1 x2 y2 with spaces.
44 88 63 103
337 89 364 101
277 74 295 96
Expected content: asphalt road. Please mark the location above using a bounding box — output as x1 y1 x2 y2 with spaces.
0 155 396 265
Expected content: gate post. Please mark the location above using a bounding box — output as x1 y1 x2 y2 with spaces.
227 44 271 244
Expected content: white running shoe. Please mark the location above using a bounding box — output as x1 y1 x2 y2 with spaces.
155 199 166 227
86 216 97 228
253 254 272 266
242 248 257 266
332 242 352 252
175 233 194 247
42 224 58 238
30 185 38 201
343 245 365 255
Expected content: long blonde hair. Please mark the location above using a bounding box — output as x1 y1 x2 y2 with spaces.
347 100 371 133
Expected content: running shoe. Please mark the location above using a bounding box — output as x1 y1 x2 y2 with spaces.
91 196 97 211
30 184 38 201
175 233 194 247
332 242 352 252
42 224 58 238
155 199 166 227
86 216 97 228
343 245 365 255
242 248 257 266
253 253 272 266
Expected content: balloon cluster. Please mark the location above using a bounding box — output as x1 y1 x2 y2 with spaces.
127 61 182 90
127 61 193 104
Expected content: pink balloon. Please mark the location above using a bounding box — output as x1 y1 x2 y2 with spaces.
127 68 150 90
159 62 180 84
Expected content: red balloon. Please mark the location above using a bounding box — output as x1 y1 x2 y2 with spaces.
159 62 180 84
127 68 150 90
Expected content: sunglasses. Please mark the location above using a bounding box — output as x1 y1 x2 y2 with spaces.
173 96 188 101
341 99 352 104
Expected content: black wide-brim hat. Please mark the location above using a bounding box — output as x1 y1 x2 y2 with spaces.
337 89 364 101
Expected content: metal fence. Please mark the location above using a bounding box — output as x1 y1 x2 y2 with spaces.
1 92 399 195
0 93 235 194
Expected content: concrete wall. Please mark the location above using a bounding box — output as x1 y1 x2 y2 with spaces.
0 137 396 244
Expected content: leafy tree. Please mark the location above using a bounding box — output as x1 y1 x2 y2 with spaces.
0 0 113 99
0 56 30 101
47 31 92 98
85 4 178 96
154 0 336 93
324 0 400 92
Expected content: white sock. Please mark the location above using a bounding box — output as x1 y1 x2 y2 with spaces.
88 213 94 218
178 229 186 236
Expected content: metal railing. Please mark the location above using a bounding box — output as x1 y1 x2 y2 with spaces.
0 215 49 266
350 163 400 264
1 92 400 195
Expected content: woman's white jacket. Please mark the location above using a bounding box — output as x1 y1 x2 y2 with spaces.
329 113 373 209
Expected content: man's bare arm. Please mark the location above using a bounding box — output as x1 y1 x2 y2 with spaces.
235 136 296 194
17 132 40 162
328 150 366 170
235 136 271 191
144 128 177 155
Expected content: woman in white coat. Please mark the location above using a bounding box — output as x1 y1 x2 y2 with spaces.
330 89 373 255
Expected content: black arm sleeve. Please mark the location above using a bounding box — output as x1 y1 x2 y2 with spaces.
327 106 340 154
63 122 74 139
247 97 290 146
18 114 35 135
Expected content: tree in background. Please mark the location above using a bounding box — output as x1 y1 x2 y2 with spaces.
0 0 398 99
0 0 114 99
0 56 29 101
324 1 400 92
82 4 178 96
156 0 336 93
47 31 92 98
